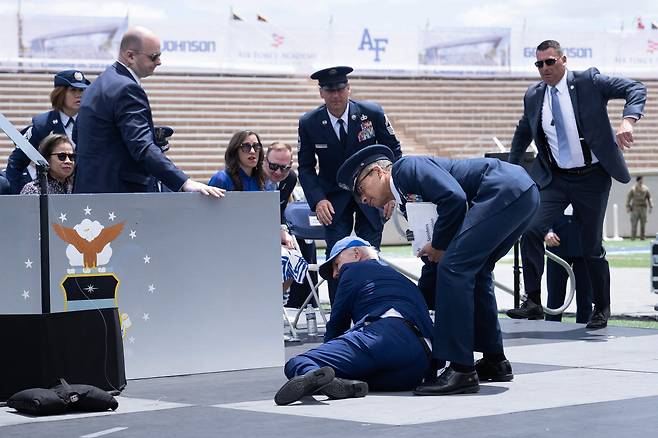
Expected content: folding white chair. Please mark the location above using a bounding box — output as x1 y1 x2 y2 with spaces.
284 201 329 330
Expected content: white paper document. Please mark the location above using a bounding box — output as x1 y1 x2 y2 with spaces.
406 202 438 255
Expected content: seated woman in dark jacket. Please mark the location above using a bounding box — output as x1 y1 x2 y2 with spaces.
20 134 75 195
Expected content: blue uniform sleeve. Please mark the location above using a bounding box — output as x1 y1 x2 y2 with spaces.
297 116 326 210
372 105 402 161
324 267 358 342
397 158 467 250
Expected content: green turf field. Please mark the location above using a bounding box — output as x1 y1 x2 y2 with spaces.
370 238 654 268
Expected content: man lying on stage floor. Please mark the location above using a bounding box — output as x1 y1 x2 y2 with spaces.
274 236 433 405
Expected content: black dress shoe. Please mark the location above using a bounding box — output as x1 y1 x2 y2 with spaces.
506 299 544 320
413 366 479 395
475 358 513 382
586 307 610 330
320 378 368 400
274 366 335 405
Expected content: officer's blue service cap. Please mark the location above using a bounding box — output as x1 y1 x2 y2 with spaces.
54 70 91 89
336 144 394 193
319 236 373 280
311 66 353 91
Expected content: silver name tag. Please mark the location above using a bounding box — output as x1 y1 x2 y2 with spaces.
315 144 328 149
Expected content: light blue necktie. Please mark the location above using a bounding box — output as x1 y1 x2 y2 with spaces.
550 86 571 164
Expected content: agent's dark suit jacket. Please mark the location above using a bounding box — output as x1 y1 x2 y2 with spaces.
74 62 187 193
276 170 297 224
5 110 66 194
298 99 401 228
325 259 433 342
509 68 646 187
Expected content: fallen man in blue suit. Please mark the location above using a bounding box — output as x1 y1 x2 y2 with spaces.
275 236 433 405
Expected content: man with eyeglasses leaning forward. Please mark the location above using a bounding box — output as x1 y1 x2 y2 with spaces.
74 26 223 197
506 39 646 330
334 145 539 395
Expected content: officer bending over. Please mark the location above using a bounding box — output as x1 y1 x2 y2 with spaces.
336 145 539 395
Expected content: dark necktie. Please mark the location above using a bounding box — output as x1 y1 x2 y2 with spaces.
550 87 571 164
65 117 75 128
337 119 347 147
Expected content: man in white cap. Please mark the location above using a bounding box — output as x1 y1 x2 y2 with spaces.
274 236 433 405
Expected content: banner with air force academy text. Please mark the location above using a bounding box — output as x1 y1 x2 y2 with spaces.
0 7 657 77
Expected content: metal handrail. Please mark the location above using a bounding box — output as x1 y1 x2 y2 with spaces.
387 208 576 315
492 251 576 315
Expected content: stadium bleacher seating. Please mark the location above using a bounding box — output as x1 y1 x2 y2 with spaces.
1 70 656 183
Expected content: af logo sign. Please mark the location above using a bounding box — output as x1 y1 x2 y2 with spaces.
358 28 388 62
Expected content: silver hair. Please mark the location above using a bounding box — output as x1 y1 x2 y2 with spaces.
358 159 392 183
358 246 379 260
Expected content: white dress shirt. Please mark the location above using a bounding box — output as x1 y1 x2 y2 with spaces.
58 111 76 146
541 70 598 169
327 106 349 139
117 60 141 86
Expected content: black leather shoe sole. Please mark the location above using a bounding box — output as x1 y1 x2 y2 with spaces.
274 366 335 405
320 378 368 400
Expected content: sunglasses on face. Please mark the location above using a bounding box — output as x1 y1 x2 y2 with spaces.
239 142 263 153
534 58 559 68
266 161 292 172
50 152 76 162
134 50 161 62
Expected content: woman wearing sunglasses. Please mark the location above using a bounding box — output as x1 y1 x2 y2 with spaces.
208 130 266 191
20 134 75 195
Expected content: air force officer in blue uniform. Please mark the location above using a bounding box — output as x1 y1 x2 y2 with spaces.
297 66 401 301
275 236 433 405
5 70 90 194
74 26 223 197
336 145 539 395
507 40 646 329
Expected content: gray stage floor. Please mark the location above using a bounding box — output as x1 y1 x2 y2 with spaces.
2 319 658 438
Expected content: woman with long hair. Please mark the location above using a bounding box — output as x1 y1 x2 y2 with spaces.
208 130 266 191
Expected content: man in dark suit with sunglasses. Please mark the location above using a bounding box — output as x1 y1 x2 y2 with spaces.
74 26 223 197
298 66 401 302
264 142 319 308
507 39 646 329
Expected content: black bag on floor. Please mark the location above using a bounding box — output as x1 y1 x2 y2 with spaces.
8 379 118 416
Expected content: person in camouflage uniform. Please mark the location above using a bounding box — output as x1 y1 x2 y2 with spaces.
627 176 653 239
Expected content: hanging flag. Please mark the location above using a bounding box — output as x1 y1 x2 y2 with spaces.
231 8 243 21
257 14 268 23
636 17 645 30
